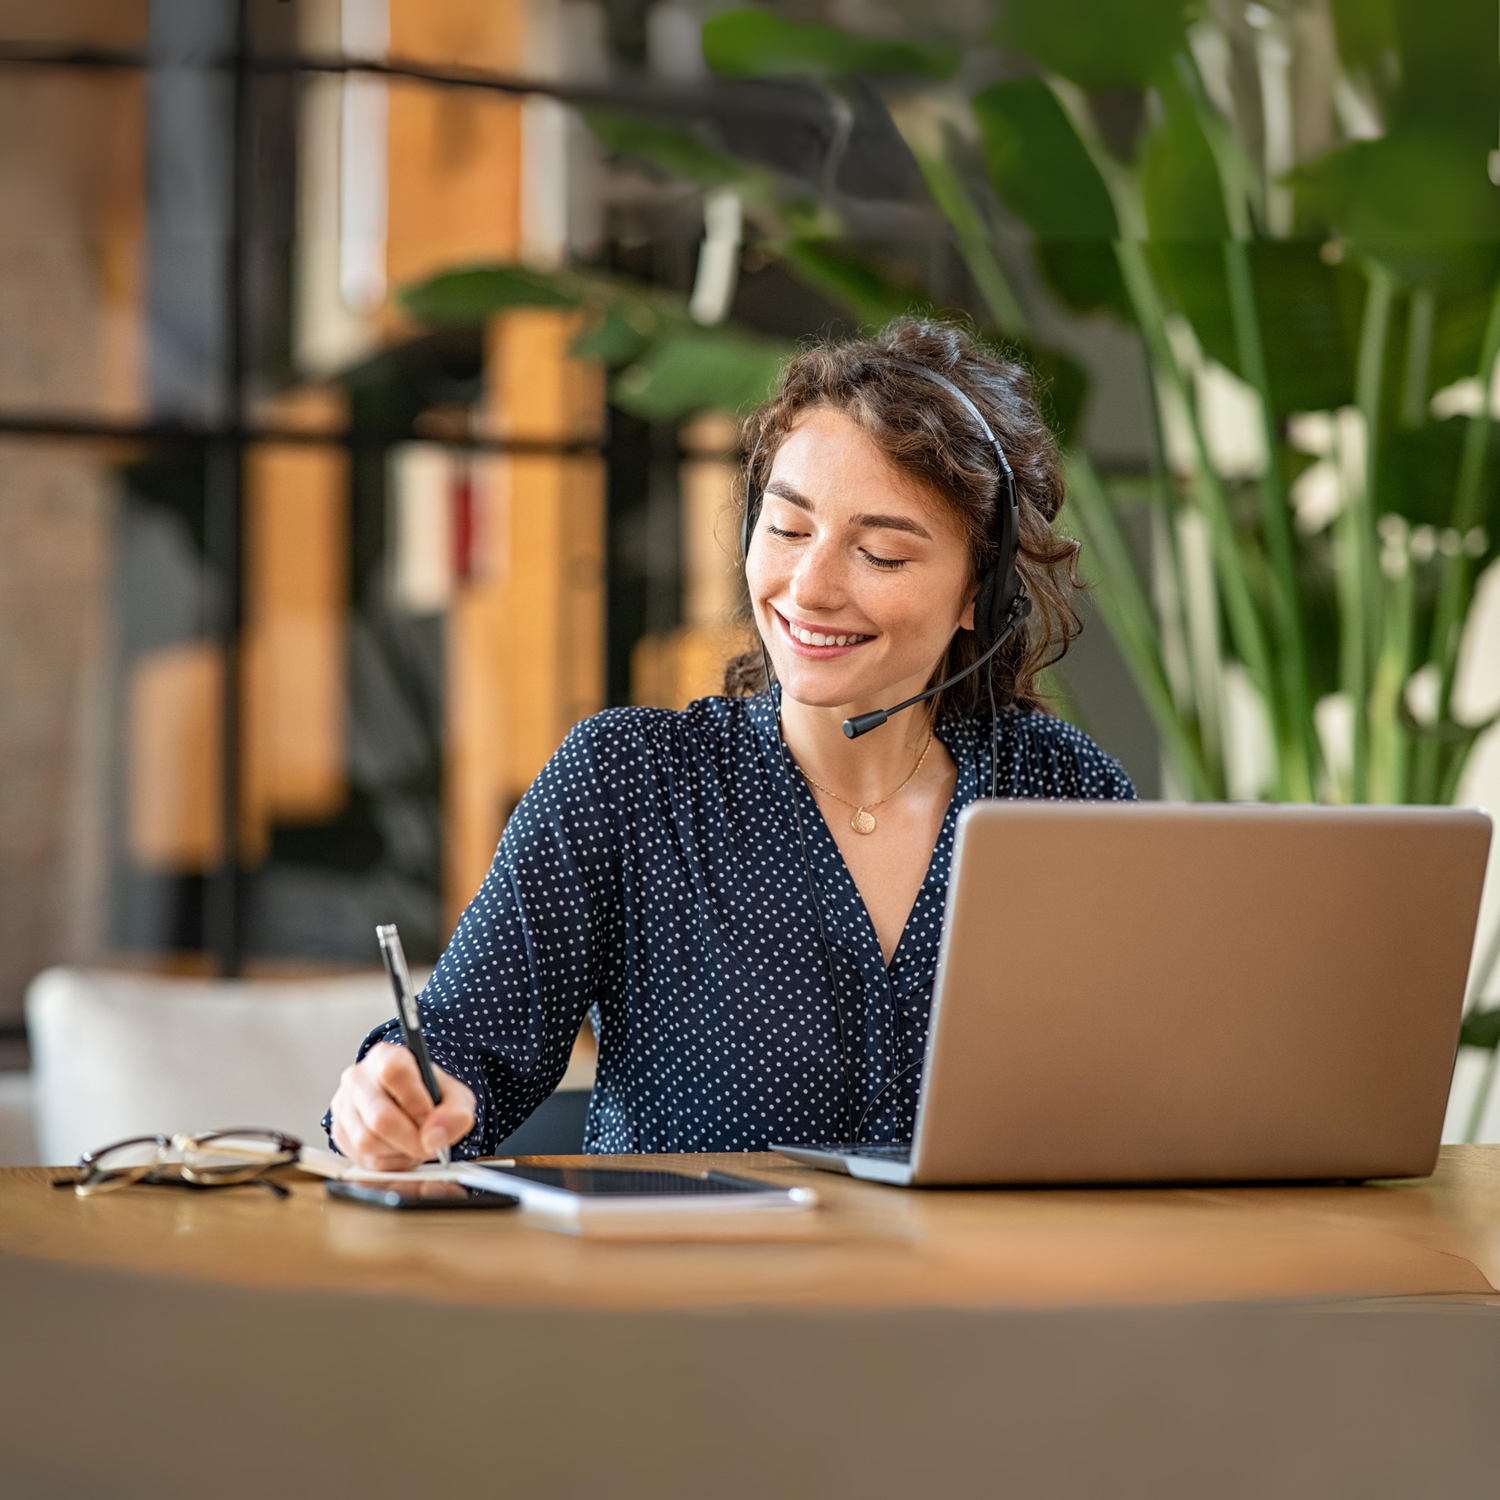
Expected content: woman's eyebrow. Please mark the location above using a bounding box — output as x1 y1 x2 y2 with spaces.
765 479 813 511
765 481 932 540
853 512 932 540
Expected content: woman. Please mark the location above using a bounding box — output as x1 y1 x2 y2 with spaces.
328 319 1135 1169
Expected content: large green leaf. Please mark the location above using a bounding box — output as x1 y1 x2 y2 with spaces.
1429 258 1500 388
1378 417 1500 573
1154 240 1364 414
1141 79 1230 241
612 327 790 419
972 78 1127 316
582 111 772 200
1460 1005 1500 1050
994 0 1189 90
1035 242 1132 318
1295 133 1500 267
1389 0 1496 133
1297 0 1500 284
778 241 931 327
1330 0 1397 88
400 264 582 324
973 78 1118 239
702 10 960 80
568 301 657 366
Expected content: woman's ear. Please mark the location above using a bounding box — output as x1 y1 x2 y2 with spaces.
959 587 978 632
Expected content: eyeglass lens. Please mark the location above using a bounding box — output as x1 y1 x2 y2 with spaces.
179 1130 300 1184
75 1136 167 1196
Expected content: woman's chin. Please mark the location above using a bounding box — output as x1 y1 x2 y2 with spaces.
775 666 883 713
773 665 852 708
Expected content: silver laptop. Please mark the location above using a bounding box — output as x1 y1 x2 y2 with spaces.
775 802 1492 1186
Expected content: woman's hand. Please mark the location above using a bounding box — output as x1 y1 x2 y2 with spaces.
329 1042 477 1171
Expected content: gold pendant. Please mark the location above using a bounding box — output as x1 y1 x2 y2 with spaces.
850 808 877 835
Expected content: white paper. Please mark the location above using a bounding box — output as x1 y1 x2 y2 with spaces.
296 1145 513 1184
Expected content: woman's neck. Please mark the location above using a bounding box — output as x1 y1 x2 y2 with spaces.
777 689 938 805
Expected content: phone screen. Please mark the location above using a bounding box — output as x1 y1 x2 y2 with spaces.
326 1179 520 1210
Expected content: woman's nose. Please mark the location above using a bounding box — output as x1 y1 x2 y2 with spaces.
787 537 846 610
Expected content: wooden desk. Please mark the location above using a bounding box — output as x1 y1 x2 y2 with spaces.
3 1150 1500 1499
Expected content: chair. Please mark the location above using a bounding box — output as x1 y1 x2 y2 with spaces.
27 967 401 1166
26 966 593 1166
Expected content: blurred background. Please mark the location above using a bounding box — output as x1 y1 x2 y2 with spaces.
2 0 1499 1159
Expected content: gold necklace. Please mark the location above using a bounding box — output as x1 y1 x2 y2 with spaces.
799 729 935 835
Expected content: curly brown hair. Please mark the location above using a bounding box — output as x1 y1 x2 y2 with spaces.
724 318 1084 717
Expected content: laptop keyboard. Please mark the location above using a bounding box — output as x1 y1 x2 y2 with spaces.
835 1143 912 1161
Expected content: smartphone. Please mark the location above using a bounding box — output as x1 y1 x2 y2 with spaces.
326 1179 521 1211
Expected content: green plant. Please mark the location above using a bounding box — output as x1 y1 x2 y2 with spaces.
400 2 1500 1105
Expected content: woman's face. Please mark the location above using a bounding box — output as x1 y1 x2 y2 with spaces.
746 405 977 712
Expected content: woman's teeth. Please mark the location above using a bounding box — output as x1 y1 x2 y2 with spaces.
790 624 871 648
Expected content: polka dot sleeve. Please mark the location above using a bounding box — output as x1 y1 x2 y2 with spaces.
353 720 623 1156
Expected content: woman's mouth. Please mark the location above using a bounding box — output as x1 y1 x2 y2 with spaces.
773 608 875 657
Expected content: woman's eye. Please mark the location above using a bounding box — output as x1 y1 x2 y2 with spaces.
766 525 802 540
862 550 908 571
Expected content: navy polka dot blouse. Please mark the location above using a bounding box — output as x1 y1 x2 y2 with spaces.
347 692 1135 1155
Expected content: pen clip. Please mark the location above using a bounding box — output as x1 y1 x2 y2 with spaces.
375 923 418 1028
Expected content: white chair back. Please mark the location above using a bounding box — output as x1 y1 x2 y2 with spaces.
26 967 404 1166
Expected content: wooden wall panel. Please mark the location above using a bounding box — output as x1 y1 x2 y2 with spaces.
445 543 509 931
128 642 222 871
385 0 524 295
443 310 604 925
631 413 751 711
241 431 349 862
129 396 349 874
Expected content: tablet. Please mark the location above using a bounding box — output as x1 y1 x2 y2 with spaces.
458 1162 817 1215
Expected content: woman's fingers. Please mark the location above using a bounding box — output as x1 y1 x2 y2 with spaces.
367 1042 442 1125
368 1044 475 1153
347 1067 427 1164
421 1073 477 1154
328 1043 476 1170
329 1099 416 1172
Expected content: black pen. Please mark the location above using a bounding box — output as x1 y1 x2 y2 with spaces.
375 923 451 1167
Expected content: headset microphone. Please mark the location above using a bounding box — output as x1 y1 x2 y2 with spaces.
841 594 1031 739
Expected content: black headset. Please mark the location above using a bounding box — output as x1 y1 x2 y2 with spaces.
741 359 1032 1141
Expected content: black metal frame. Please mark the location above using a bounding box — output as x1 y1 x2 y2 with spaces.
0 17 689 976
0 13 857 977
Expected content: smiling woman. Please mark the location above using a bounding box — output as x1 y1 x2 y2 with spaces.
327 318 1134 1168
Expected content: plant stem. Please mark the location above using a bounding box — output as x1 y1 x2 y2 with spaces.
1064 452 1215 798
1413 276 1500 802
1366 551 1413 803
1223 238 1318 800
1175 507 1226 780
1463 1046 1499 1143
912 143 1028 335
1400 288 1435 428
1460 912 1500 1142
1144 348 1223 794
1468 911 1500 1011
1345 265 1395 801
1049 73 1274 797
1115 238 1281 784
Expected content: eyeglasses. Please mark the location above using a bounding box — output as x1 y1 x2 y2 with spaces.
56 1129 302 1199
